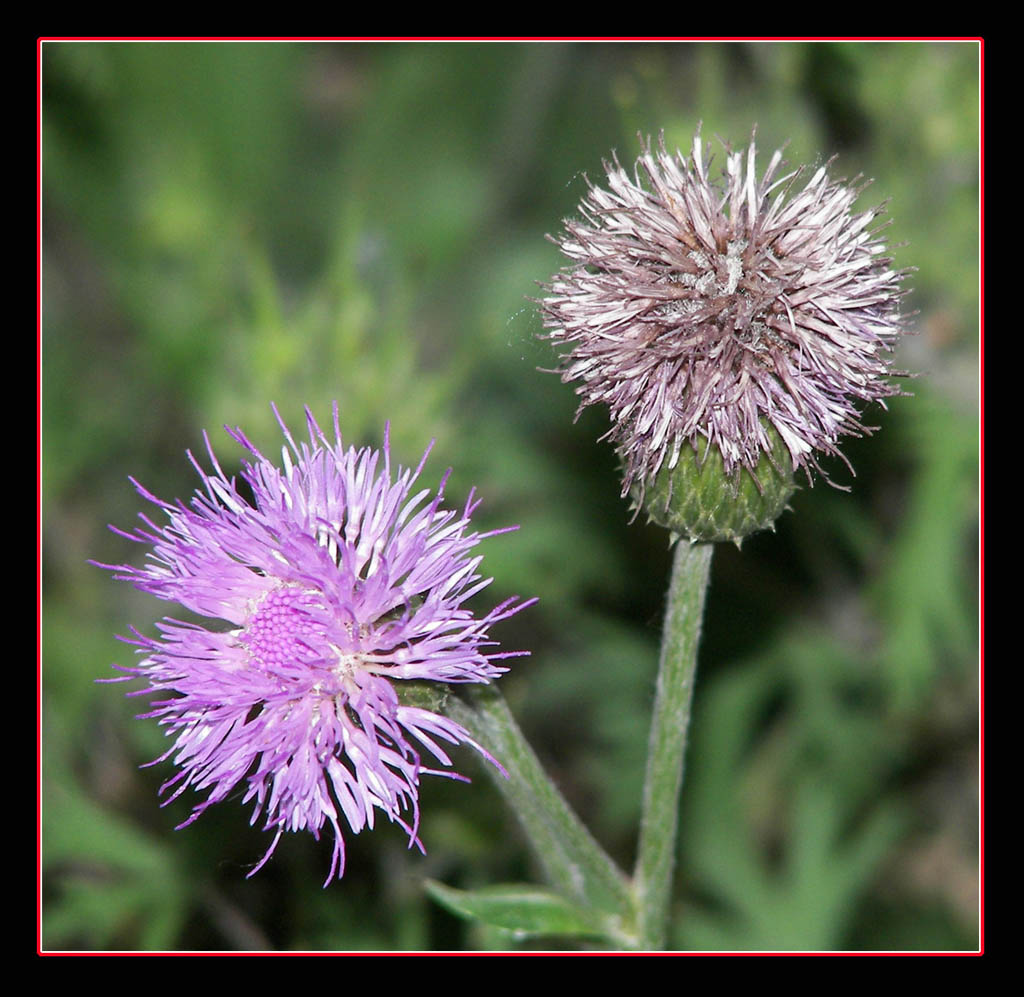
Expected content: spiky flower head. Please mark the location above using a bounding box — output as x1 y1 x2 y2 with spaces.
542 131 907 540
98 404 533 883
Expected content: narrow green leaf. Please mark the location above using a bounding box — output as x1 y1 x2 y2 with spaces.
424 881 603 940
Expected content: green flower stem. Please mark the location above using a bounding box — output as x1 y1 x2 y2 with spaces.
445 684 637 946
634 540 714 950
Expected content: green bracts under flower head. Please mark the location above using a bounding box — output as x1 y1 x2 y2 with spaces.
632 426 795 544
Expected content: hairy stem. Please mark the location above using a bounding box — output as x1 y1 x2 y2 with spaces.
445 684 637 946
633 540 714 949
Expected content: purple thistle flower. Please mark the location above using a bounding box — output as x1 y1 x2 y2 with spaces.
98 404 534 884
542 131 908 500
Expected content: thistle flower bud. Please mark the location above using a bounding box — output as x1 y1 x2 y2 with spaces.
542 130 908 541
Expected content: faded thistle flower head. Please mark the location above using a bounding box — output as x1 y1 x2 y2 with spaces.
542 131 908 542
98 404 533 883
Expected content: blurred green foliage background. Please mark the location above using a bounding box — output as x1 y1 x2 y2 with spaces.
41 41 980 951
